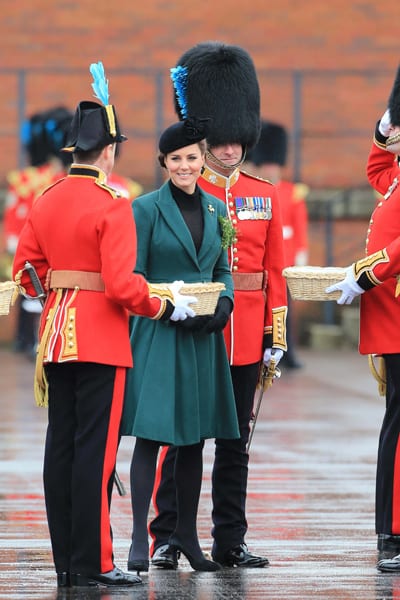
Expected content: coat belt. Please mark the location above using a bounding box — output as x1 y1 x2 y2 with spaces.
48 270 105 292
232 271 267 291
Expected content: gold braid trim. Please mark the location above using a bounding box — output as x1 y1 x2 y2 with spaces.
386 132 400 147
147 283 175 320
147 283 174 302
34 289 63 407
272 306 288 351
354 249 389 284
105 105 117 138
368 354 386 397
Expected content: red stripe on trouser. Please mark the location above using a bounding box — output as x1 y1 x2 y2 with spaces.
100 367 126 572
393 434 400 533
149 445 170 555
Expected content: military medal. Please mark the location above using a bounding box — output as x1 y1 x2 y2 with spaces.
235 197 272 220
235 197 251 220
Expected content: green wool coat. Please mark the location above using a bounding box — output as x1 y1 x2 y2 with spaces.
120 181 239 446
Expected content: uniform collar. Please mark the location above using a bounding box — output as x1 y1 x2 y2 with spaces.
68 164 107 183
201 164 240 189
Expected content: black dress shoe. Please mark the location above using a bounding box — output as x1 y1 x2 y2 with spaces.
57 572 70 587
213 543 269 568
377 554 400 572
151 544 179 569
70 567 142 587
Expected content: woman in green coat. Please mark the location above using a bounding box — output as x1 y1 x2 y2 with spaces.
120 118 239 573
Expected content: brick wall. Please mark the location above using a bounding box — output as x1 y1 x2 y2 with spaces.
0 1 399 190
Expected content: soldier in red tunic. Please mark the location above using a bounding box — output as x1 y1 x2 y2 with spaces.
326 65 400 572
12 63 195 588
147 42 287 570
246 121 309 369
4 107 73 356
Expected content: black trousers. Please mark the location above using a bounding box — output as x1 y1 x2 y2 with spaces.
376 354 400 534
149 362 259 555
43 362 125 575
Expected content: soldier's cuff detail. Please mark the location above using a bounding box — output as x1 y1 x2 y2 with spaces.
374 121 389 150
147 283 175 320
353 250 388 290
272 306 287 351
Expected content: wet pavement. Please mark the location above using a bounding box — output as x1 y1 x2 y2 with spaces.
0 345 399 599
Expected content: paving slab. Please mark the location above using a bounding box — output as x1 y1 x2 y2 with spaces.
0 346 396 599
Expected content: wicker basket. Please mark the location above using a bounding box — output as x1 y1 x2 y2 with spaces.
283 266 346 301
0 281 19 316
158 282 226 316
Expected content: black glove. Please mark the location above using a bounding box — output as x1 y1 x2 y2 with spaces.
202 297 233 334
171 315 213 331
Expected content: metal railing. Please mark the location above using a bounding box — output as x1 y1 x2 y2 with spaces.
0 67 394 188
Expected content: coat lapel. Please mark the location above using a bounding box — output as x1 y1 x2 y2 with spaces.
156 182 200 268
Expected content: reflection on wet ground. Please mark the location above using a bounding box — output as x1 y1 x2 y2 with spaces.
0 346 397 599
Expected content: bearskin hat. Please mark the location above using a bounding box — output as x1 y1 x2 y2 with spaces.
247 121 288 166
388 65 400 127
172 42 261 149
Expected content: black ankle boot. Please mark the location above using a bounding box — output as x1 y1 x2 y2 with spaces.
168 536 220 571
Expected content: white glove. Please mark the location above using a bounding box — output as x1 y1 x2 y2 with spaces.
325 265 364 305
169 280 197 321
263 348 284 367
379 109 392 137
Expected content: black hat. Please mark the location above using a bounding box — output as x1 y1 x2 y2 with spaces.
62 101 126 153
20 112 50 167
159 117 209 155
62 62 127 153
388 65 400 127
172 42 261 149
247 121 288 166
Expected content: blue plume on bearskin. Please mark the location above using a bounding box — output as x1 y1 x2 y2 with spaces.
170 66 188 119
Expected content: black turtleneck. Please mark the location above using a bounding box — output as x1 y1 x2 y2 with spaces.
169 180 204 253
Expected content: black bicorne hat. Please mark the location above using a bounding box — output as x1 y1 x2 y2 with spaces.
62 101 126 153
388 65 400 127
172 42 261 149
159 117 210 155
247 121 288 166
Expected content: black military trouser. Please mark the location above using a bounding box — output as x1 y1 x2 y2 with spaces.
43 362 125 575
376 353 400 535
149 362 259 556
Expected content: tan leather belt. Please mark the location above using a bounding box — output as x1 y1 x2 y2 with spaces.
49 270 105 292
232 271 267 291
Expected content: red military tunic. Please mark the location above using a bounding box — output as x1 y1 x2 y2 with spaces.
276 180 309 268
200 165 287 366
357 142 400 354
13 164 168 369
